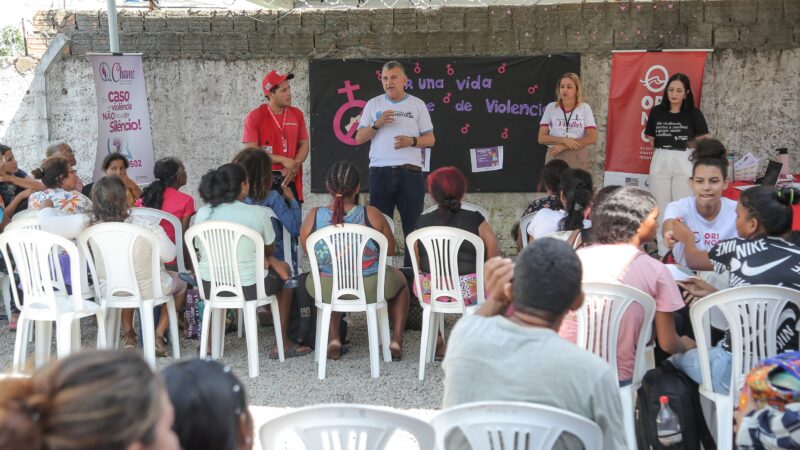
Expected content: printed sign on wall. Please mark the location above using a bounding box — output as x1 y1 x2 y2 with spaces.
309 55 580 193
89 53 155 184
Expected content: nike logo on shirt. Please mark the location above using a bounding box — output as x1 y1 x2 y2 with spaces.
741 256 792 276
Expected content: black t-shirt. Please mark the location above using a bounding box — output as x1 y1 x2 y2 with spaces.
0 169 30 212
711 236 800 352
645 107 709 150
414 209 484 275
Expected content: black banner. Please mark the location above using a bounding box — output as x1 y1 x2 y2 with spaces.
309 55 580 193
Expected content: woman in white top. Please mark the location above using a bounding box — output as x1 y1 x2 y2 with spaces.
527 168 593 246
38 175 187 357
662 139 737 266
538 73 597 169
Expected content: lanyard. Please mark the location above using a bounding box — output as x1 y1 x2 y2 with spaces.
562 106 575 138
267 105 287 142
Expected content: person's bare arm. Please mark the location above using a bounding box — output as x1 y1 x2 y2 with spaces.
0 189 34 230
478 221 500 259
299 207 318 256
577 128 597 147
0 175 42 191
476 257 514 317
538 126 578 147
671 220 714 271
356 110 395 145
393 131 436 150
655 311 696 355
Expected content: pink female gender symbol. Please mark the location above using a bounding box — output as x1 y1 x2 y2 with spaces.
501 128 509 139
375 70 381 80
446 64 455 76
461 123 470 135
443 92 452 104
414 62 422 74
497 62 507 74
528 84 539 94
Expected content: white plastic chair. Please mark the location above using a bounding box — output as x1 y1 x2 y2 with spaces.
382 213 395 234
431 401 603 450
577 282 656 450
130 207 188 273
0 228 106 373
519 212 537 249
10 208 40 222
306 223 392 379
79 222 181 368
406 226 485 381
422 201 489 220
690 285 800 450
185 220 284 378
259 403 435 450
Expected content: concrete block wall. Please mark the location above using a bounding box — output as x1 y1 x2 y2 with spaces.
3 0 800 257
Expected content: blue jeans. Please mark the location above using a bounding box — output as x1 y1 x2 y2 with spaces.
669 341 732 394
369 166 425 267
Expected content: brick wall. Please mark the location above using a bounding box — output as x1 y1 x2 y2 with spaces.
29 1 800 60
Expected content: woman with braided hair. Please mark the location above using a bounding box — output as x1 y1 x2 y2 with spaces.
0 350 179 450
299 161 409 361
526 168 594 247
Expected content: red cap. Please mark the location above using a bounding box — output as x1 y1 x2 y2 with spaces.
262 70 294 96
659 396 669 404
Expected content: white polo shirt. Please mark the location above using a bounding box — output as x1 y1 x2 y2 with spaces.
539 102 597 142
358 94 433 168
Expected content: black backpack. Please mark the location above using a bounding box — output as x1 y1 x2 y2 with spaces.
635 362 716 450
287 272 347 348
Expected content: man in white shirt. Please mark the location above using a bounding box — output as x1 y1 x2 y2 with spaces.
442 239 627 449
356 60 435 266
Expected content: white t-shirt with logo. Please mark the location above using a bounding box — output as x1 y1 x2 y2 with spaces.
526 208 592 239
663 196 738 266
358 94 434 168
539 102 597 144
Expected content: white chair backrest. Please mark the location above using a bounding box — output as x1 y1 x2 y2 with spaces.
690 285 800 394
577 282 656 384
431 401 603 450
406 226 485 312
422 202 489 220
382 213 395 234
185 221 266 302
130 207 187 273
0 228 84 314
519 212 537 249
259 403 435 450
11 208 40 222
305 224 388 307
78 222 164 302
5 216 41 232
263 206 297 276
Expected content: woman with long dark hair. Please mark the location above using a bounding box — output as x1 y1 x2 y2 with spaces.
299 161 409 361
645 73 710 253
83 153 142 206
526 168 593 247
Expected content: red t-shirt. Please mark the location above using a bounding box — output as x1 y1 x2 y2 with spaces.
242 104 308 201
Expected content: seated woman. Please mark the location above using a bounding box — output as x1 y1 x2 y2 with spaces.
527 168 593 247
232 148 301 276
513 158 568 249
29 156 91 214
0 350 179 450
83 153 142 206
45 141 85 192
414 166 499 308
662 139 738 266
137 157 196 271
0 143 41 217
163 359 253 450
194 163 310 359
38 176 187 357
669 185 800 393
561 186 696 383
299 161 409 361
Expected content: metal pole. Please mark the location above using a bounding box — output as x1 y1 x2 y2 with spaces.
106 0 120 53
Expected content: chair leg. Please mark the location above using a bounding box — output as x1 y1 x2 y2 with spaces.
427 312 440 364
270 299 285 362
12 316 29 373
71 320 81 352
366 304 381 378
211 308 223 359
714 398 734 450
439 314 446 342
379 305 391 363
95 311 108 349
0 274 10 320
35 320 53 368
314 305 322 363
105 308 118 349
619 386 637 450
219 309 227 358
237 309 243 338
55 319 74 359
317 306 332 380
243 302 260 378
199 304 212 358
140 303 156 369
419 306 432 381
166 298 181 359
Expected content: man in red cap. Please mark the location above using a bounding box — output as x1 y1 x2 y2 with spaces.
242 70 309 201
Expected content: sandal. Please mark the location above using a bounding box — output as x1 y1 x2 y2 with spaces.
122 331 138 348
269 344 312 360
154 334 169 358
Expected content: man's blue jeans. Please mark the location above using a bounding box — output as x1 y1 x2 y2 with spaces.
669 341 732 394
369 166 425 268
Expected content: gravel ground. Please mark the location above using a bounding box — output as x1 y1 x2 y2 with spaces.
0 311 454 449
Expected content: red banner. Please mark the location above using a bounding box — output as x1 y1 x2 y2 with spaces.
604 51 708 186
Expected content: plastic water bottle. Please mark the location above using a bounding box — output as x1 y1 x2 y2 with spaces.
656 396 682 446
